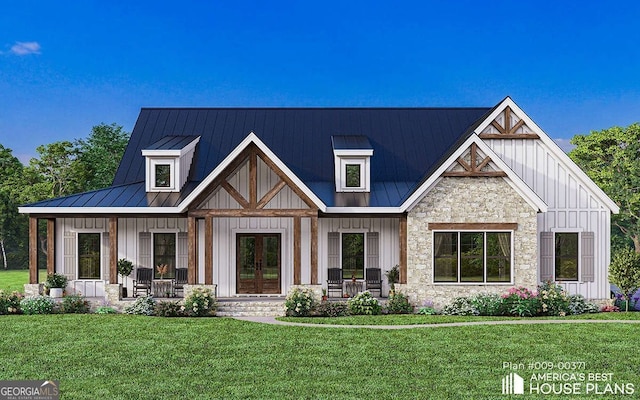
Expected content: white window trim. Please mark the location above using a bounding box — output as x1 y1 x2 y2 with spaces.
76 231 103 280
432 230 514 285
335 157 370 192
146 158 178 192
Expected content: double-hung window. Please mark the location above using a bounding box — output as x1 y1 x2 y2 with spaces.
153 233 176 279
78 233 101 279
434 231 512 283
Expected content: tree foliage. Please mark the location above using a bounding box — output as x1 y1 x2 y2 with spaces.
0 123 129 269
569 123 640 252
609 247 640 311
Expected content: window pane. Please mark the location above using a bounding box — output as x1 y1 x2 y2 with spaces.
154 233 176 279
434 232 458 282
78 233 101 279
555 233 578 281
486 232 511 282
155 164 171 187
345 164 361 187
342 233 364 279
460 232 483 282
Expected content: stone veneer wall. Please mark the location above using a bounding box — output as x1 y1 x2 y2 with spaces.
396 177 538 309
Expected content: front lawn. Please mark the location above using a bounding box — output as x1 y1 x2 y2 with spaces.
1 314 638 399
0 269 46 292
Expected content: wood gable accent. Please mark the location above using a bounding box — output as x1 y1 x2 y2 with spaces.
478 106 540 139
442 142 507 177
189 143 317 217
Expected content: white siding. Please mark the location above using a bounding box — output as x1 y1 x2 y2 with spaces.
485 137 612 299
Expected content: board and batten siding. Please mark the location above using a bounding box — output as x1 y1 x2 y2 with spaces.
318 218 399 295
484 137 612 299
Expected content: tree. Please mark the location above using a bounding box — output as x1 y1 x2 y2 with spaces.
24 141 85 200
0 145 26 269
569 123 640 252
76 123 130 190
609 247 640 311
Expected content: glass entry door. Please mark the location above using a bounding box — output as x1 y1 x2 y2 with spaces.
237 234 281 294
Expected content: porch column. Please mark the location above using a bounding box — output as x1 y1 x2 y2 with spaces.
399 213 407 284
46 219 55 275
293 216 301 285
29 217 38 284
109 217 118 283
204 216 213 285
187 217 197 285
310 215 318 285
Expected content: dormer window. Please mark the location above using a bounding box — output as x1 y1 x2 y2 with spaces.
142 136 200 193
332 135 373 193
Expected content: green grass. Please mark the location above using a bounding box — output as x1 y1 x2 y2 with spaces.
278 312 640 325
0 269 47 292
0 314 638 399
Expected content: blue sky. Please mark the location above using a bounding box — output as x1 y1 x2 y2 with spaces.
1 1 639 163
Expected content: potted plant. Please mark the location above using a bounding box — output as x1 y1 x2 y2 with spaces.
44 273 68 298
385 265 400 296
117 258 134 298
321 288 328 301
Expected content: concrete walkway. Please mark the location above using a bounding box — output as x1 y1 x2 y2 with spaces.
232 316 640 329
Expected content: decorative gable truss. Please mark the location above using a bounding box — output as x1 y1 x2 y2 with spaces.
478 105 540 139
191 143 318 216
442 142 506 177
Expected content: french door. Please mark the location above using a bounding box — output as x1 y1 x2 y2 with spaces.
236 233 281 294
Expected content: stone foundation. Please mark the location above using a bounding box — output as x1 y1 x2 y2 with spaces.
23 284 43 297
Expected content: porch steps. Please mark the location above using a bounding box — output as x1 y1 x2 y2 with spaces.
216 297 286 317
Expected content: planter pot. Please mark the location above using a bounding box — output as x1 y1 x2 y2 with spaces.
49 288 64 298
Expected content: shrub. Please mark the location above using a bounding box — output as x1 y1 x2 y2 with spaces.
567 294 600 315
285 287 316 317
61 294 90 314
501 286 540 317
184 288 216 317
442 296 478 316
124 296 157 316
20 296 55 315
44 273 68 289
0 290 23 314
470 293 504 316
95 306 118 314
417 299 438 315
537 281 570 316
385 292 413 314
609 247 640 311
314 301 349 317
601 304 620 312
155 301 184 317
348 291 381 315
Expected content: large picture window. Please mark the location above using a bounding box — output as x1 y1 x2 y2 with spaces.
434 232 511 283
78 233 101 279
154 233 176 279
342 233 365 279
555 233 578 281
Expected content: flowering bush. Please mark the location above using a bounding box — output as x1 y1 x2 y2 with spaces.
0 290 23 314
417 299 438 315
95 306 118 314
61 294 90 314
601 304 620 312
155 301 184 317
124 295 157 316
348 291 381 315
385 291 413 314
20 296 56 315
285 287 316 317
470 293 504 316
501 286 540 317
184 288 216 317
537 281 570 316
442 296 479 316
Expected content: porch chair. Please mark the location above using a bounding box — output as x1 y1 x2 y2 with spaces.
133 268 153 297
365 268 382 297
327 268 344 298
172 268 188 297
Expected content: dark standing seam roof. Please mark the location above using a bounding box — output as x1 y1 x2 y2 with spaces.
26 107 491 209
145 135 200 150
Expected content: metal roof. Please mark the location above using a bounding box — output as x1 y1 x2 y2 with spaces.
25 107 491 210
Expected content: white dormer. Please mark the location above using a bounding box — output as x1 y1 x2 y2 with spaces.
142 136 200 192
332 136 373 192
